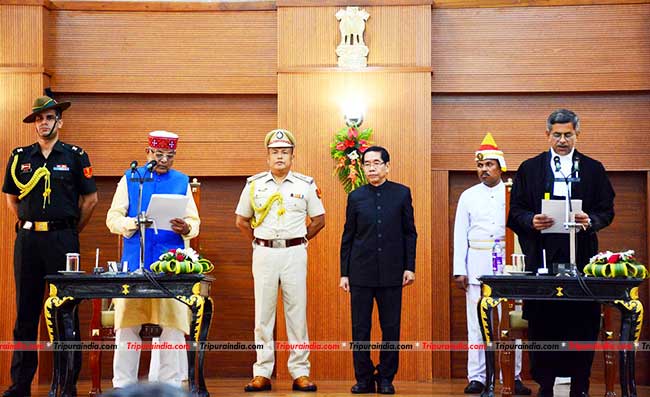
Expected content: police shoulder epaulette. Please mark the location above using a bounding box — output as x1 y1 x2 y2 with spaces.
247 171 269 183
292 172 314 184
61 142 86 156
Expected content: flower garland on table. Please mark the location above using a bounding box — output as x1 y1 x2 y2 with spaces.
583 250 648 279
150 247 214 274
330 125 373 193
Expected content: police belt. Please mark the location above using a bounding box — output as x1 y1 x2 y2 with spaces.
468 239 505 251
254 237 306 248
18 218 77 232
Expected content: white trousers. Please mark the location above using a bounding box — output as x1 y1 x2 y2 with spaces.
252 244 310 379
466 284 523 383
113 325 187 388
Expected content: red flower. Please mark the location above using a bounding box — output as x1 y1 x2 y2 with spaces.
168 249 176 253
344 139 356 148
176 253 185 261
359 140 369 152
336 141 346 151
607 254 620 263
348 127 359 139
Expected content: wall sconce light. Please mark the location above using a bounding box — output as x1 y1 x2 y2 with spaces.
344 110 364 128
343 101 365 128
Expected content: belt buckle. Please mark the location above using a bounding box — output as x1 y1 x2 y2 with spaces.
34 221 48 232
272 239 286 249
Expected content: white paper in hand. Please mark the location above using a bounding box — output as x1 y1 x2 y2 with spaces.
540 199 582 234
146 194 189 231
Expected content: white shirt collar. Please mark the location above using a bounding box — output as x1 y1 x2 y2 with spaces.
550 147 575 161
265 170 294 184
479 179 504 192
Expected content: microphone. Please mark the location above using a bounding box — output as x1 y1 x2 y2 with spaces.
129 160 139 180
553 156 561 172
573 156 580 174
145 160 157 178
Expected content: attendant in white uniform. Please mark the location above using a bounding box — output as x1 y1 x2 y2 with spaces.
453 133 531 395
235 129 325 392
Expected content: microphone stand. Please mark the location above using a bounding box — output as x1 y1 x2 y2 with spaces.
557 164 581 276
130 164 155 274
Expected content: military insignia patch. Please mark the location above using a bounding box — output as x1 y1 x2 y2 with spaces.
53 164 70 172
476 153 484 161
316 188 322 199
83 166 93 179
21 163 32 173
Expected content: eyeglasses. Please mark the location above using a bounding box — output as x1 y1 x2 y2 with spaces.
152 151 176 160
551 132 576 140
362 161 385 168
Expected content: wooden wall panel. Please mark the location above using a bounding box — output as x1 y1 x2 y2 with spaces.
431 170 451 379
0 73 47 390
277 71 432 380
47 0 276 11
54 94 277 176
432 4 650 92
448 171 649 384
0 3 47 388
431 93 650 171
279 5 431 68
47 10 277 94
433 0 650 7
0 5 44 67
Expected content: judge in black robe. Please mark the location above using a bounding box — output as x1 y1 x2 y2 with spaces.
507 109 615 397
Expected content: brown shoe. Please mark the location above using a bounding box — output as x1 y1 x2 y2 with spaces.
244 376 271 392
292 376 317 392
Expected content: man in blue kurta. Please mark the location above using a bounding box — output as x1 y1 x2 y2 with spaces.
106 130 200 388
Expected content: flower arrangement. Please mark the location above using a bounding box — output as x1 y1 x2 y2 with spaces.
584 250 648 279
149 247 214 275
330 125 373 193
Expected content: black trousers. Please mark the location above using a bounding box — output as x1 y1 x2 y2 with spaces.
350 285 402 384
526 233 601 395
10 228 81 389
526 300 600 394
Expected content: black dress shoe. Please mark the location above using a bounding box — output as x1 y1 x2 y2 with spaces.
464 380 485 394
514 380 532 395
377 382 395 395
2 384 31 397
351 382 375 394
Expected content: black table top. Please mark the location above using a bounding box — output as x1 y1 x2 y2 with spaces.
45 272 213 299
478 275 645 302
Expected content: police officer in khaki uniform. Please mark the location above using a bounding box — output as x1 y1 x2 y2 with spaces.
2 96 98 397
235 129 325 392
